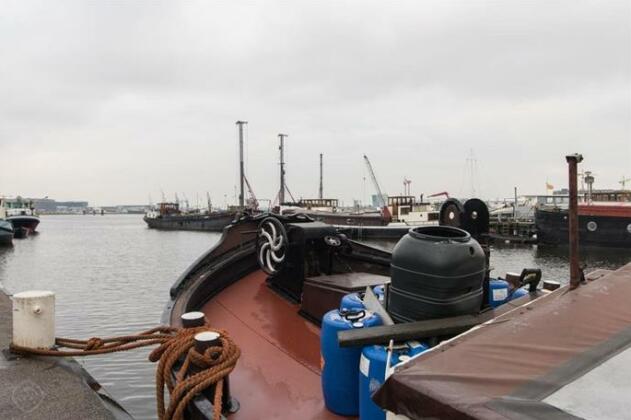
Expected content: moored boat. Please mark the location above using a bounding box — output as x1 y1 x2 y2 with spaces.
280 199 388 227
3 197 40 238
144 202 237 232
163 202 546 419
536 203 631 247
0 220 13 246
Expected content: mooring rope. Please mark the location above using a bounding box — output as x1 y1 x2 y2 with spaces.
10 324 240 420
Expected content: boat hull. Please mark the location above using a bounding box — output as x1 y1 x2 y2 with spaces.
143 213 235 232
535 208 631 247
0 230 12 246
293 211 386 226
6 215 39 238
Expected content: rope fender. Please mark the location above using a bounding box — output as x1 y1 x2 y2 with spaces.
10 325 240 420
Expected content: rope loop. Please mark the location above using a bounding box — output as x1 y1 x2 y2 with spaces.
9 322 240 420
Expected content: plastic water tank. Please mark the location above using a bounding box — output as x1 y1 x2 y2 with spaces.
321 309 382 415
488 279 510 308
389 226 486 322
509 287 528 301
340 292 365 311
359 342 429 420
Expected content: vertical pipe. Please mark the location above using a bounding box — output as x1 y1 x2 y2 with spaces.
566 153 583 289
278 134 288 204
513 186 517 220
236 121 247 208
319 153 323 199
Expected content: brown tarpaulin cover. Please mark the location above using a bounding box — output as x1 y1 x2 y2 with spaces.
374 264 631 419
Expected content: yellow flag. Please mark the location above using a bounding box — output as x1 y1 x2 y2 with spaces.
546 182 554 190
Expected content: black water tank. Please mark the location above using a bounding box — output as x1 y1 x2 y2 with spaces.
388 225 486 322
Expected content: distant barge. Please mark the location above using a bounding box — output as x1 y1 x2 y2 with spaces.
144 202 236 232
536 203 631 247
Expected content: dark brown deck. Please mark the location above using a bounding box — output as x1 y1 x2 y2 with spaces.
201 270 352 420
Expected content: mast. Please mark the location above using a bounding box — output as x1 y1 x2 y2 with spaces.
236 121 247 208
319 153 323 199
278 133 288 204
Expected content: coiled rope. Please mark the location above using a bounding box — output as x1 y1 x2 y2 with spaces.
10 324 240 420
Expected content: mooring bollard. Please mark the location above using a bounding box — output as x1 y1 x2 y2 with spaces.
193 331 240 414
12 290 55 349
181 311 206 328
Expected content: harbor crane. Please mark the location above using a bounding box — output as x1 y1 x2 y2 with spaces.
363 154 391 220
243 175 259 210
428 191 450 199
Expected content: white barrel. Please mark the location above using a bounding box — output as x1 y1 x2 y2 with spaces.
12 290 55 349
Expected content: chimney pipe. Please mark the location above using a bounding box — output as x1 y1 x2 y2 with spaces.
566 153 583 289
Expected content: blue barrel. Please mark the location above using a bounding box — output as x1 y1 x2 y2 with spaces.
359 342 429 420
321 309 382 415
340 292 365 311
488 279 509 308
372 285 385 303
509 287 528 301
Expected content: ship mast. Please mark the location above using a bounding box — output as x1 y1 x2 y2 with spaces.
236 121 247 208
278 133 288 204
319 153 323 199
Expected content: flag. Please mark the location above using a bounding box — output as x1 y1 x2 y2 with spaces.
546 182 554 191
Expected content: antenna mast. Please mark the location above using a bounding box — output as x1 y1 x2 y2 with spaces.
236 121 248 208
319 153 323 199
278 133 288 204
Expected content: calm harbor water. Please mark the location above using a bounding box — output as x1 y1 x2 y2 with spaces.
0 215 220 420
0 216 630 419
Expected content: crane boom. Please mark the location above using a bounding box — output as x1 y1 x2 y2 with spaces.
363 154 387 208
243 175 259 210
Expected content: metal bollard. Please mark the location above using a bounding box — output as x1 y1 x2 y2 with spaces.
12 291 55 349
181 311 206 328
193 331 240 415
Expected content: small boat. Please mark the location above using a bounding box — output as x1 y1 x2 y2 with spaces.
3 197 39 238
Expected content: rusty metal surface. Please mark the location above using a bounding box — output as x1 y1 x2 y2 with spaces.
201 270 351 420
566 154 583 289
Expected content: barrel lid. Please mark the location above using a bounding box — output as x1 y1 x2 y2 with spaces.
408 225 471 243
352 321 365 328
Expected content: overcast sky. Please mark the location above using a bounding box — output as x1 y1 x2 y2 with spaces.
1 0 629 206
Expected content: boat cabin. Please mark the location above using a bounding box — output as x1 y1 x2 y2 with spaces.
387 195 439 225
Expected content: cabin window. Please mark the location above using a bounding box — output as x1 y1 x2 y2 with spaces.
400 207 410 215
627 224 631 234
587 221 597 232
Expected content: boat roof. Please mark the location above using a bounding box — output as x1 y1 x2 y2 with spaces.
374 263 631 419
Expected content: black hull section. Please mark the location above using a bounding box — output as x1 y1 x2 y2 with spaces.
0 230 12 246
144 213 235 232
535 209 631 248
295 212 386 226
7 216 39 237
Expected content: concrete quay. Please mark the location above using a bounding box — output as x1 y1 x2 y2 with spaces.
0 285 131 420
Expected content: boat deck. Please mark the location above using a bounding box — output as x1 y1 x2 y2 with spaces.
201 270 351 419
